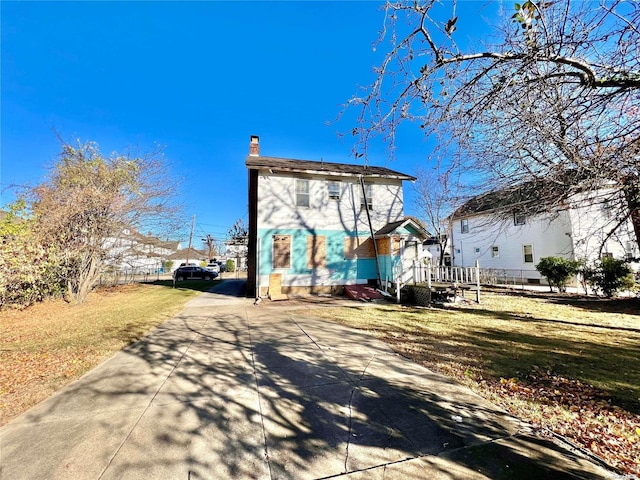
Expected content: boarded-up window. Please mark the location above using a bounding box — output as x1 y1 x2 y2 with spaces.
306 235 326 268
344 236 388 259
273 235 291 269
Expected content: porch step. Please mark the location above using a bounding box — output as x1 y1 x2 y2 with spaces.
344 285 384 302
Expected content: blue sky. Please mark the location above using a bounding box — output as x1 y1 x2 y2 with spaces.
1 1 494 248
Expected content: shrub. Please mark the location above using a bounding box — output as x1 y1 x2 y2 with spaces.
225 259 235 273
583 257 635 298
535 257 580 292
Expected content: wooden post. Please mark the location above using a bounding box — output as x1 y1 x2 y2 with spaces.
475 260 481 303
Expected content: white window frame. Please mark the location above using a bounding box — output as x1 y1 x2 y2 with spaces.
360 183 373 210
523 244 534 263
491 245 500 258
460 219 469 234
514 213 526 225
296 179 309 208
327 180 340 200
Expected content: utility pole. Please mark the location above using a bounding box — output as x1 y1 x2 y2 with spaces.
201 234 216 261
186 214 195 265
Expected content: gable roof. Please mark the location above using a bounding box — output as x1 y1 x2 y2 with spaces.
246 156 415 181
374 217 429 238
452 181 546 219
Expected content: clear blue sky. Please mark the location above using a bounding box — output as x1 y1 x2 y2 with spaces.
1 1 494 248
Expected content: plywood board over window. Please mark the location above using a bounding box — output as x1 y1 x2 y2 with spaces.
306 235 326 268
273 235 291 269
344 236 387 259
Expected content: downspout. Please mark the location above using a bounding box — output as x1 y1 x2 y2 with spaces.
360 175 382 289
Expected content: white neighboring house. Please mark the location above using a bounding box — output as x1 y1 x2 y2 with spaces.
224 238 248 271
449 185 639 284
106 229 181 274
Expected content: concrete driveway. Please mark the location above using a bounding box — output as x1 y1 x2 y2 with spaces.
0 281 615 479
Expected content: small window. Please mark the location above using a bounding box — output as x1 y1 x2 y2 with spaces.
360 183 373 210
273 235 291 269
492 246 500 258
474 247 480 254
328 181 340 200
601 252 613 259
461 219 469 234
523 244 534 263
514 213 526 225
296 179 309 207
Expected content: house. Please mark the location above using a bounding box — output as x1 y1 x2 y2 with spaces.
105 229 181 274
166 247 208 272
449 183 639 284
224 237 248 271
245 135 425 298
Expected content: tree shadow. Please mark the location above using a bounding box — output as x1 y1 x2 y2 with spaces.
0 307 615 479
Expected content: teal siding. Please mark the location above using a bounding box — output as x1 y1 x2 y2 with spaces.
258 228 377 282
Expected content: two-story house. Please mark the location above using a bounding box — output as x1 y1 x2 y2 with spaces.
449 183 639 284
245 136 425 298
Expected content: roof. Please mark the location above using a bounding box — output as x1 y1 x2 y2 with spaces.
246 156 415 181
452 181 546 218
167 247 207 260
374 217 429 238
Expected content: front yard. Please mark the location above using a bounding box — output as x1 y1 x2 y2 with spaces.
303 290 640 477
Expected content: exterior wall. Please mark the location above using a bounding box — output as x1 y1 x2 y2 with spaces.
256 172 404 233
254 171 406 290
450 211 574 281
567 191 639 263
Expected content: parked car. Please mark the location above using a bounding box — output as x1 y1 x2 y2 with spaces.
205 262 220 274
217 261 227 273
173 266 218 281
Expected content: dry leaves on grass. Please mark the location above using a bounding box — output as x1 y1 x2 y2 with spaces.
466 368 639 477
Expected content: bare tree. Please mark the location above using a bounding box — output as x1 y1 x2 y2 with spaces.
349 0 640 246
29 140 182 303
413 162 463 265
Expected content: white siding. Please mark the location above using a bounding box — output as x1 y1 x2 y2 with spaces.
451 211 574 279
257 172 405 232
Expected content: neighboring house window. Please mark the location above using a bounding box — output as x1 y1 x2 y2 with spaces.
461 219 469 234
492 246 500 258
360 183 373 210
327 181 340 200
601 252 613 259
307 235 326 268
474 247 480 254
296 179 309 207
273 235 291 269
523 244 534 263
514 213 526 225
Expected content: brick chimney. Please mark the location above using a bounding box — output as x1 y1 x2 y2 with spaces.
249 135 260 156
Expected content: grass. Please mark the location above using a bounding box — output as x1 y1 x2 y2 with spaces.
303 290 640 476
0 280 218 425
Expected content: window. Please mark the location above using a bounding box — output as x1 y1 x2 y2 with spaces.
273 235 291 269
327 181 340 200
523 244 534 263
474 247 480 254
460 219 469 234
514 213 526 225
492 246 500 258
296 179 309 207
360 183 373 210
